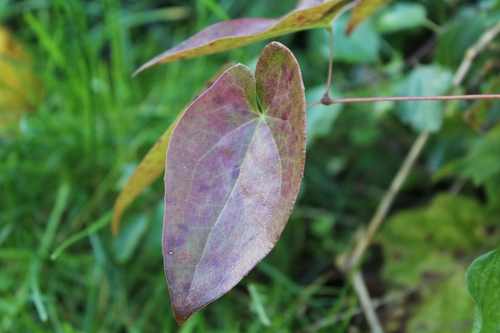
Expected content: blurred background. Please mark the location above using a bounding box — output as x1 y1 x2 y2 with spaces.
1 0 500 332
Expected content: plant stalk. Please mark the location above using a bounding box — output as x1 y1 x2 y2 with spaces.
307 94 500 108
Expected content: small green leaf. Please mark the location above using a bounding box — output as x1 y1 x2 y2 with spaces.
456 127 500 185
436 16 489 69
375 3 427 33
466 249 500 333
133 0 358 75
397 65 453 132
333 14 381 64
163 42 305 324
433 127 500 188
379 194 494 332
379 194 486 287
407 268 475 333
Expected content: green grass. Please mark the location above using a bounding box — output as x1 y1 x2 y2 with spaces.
2 0 500 332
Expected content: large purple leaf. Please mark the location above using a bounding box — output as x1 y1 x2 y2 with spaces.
133 0 357 75
163 42 305 324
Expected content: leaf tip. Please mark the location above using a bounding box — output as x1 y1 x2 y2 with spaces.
131 64 147 78
172 304 196 325
133 56 162 77
173 314 188 326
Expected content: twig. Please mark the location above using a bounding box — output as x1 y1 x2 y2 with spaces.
353 272 384 333
453 22 500 87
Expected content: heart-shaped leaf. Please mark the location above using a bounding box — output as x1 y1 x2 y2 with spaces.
346 0 391 34
133 0 358 75
163 42 305 324
111 63 234 234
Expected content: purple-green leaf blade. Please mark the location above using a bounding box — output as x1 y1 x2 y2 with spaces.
133 0 357 75
163 42 305 324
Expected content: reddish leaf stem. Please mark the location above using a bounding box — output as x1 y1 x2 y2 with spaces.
307 94 500 108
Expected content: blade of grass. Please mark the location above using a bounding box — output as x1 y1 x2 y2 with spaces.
23 12 66 67
50 211 113 260
29 259 48 322
248 284 272 327
39 183 71 258
199 0 230 21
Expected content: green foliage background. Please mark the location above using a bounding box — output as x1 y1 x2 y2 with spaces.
1 0 499 332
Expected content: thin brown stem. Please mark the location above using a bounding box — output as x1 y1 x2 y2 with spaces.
324 26 334 98
453 22 500 87
353 272 385 333
306 94 500 109
320 94 500 105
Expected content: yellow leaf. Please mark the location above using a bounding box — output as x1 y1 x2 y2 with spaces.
346 0 392 34
0 26 41 129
